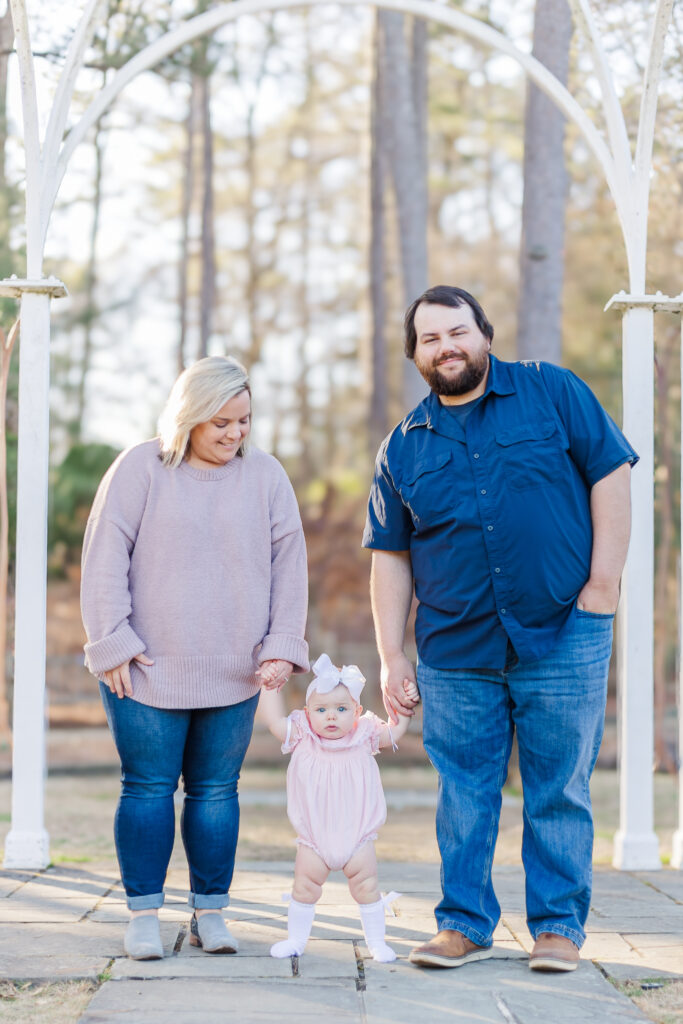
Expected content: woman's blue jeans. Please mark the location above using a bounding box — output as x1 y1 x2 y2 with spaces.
417 609 613 950
100 684 258 911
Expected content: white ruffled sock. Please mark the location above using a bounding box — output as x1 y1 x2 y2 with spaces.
270 898 316 958
359 899 397 962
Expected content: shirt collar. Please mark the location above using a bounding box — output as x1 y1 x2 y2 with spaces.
402 355 515 433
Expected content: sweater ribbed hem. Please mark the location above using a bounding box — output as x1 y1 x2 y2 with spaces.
84 623 146 675
127 654 261 709
258 634 310 673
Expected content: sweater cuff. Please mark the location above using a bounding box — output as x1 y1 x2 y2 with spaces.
258 634 309 674
84 623 146 675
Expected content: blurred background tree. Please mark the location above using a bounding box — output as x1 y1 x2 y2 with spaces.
0 0 680 765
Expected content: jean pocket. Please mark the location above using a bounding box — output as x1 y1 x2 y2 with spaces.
576 608 615 620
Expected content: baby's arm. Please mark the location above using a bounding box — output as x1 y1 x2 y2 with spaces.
257 686 289 742
377 709 411 749
377 678 418 748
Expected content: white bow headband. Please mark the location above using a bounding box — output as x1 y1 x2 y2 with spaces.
305 653 366 704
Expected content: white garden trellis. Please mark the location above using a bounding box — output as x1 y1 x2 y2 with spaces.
2 0 681 871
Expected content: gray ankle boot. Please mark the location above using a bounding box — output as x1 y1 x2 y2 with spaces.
189 912 238 954
124 915 163 960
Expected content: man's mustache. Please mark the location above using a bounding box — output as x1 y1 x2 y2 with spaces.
436 351 468 365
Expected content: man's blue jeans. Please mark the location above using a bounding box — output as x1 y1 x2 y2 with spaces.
417 609 613 950
100 685 258 911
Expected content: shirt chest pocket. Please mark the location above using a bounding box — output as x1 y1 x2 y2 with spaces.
495 420 566 490
397 450 455 528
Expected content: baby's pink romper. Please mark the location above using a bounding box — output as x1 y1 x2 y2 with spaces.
282 709 388 871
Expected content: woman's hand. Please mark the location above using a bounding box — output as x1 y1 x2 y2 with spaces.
103 653 154 699
257 659 293 692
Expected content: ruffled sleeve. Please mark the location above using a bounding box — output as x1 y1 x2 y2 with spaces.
281 709 307 754
358 711 386 755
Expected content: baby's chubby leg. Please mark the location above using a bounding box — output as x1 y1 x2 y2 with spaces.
270 845 329 958
292 844 330 904
343 842 380 904
344 844 396 963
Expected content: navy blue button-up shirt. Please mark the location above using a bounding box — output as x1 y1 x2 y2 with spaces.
362 356 638 669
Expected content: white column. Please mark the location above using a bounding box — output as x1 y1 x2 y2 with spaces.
671 313 683 869
613 305 660 870
3 292 51 869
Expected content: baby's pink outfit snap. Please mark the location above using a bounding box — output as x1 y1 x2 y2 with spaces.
282 709 387 870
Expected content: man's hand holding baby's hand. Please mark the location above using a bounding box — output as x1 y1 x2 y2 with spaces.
381 653 419 724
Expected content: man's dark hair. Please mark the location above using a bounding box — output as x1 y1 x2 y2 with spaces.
403 285 495 359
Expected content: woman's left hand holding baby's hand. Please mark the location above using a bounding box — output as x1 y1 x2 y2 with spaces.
257 659 294 692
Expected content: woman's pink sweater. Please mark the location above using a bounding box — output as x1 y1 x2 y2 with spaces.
81 439 309 708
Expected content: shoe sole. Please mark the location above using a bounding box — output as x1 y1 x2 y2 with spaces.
127 951 163 961
189 934 238 955
529 957 578 972
409 948 493 969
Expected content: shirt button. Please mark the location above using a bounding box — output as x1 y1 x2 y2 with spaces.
473 453 480 459
487 525 494 532
480 489 487 495
495 567 501 573
501 608 507 615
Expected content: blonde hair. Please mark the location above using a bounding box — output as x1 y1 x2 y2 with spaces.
158 356 251 468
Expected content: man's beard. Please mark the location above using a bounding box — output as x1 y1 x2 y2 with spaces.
416 349 489 396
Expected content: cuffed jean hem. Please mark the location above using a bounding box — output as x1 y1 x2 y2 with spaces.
436 917 493 949
188 892 230 910
127 892 165 911
530 923 584 949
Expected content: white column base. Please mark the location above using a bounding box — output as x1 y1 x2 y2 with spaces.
3 828 50 869
612 829 661 871
671 831 683 869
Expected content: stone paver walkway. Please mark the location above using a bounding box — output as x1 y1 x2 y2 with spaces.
1 861 682 1022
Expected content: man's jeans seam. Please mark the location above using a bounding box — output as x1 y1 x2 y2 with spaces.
477 727 511 928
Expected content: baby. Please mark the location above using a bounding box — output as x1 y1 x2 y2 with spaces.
258 653 418 962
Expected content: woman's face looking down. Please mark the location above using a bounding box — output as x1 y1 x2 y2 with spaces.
187 390 251 469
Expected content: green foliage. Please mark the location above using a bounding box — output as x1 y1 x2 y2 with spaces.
48 443 119 573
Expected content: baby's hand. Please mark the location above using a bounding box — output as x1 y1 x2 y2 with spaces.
257 659 293 692
403 679 420 703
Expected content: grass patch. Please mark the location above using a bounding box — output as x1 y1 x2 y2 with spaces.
0 980 98 1024
615 979 683 1024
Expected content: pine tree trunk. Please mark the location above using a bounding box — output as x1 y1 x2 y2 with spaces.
377 11 428 409
177 82 197 373
517 0 572 362
198 71 215 359
369 15 389 453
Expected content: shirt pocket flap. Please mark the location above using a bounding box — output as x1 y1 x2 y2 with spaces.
401 449 451 485
496 420 556 447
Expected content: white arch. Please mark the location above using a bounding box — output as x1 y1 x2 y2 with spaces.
2 0 677 871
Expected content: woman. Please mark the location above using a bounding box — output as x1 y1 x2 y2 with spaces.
81 356 308 960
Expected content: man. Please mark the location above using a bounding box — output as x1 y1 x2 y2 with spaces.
363 285 635 972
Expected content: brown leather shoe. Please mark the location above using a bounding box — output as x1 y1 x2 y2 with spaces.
409 929 492 968
529 932 579 972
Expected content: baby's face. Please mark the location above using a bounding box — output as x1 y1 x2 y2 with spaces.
305 684 360 739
